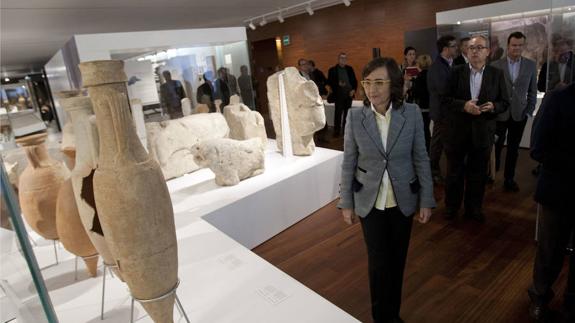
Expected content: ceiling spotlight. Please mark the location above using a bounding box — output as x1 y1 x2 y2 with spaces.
4 78 9 82
278 12 285 23
306 4 314 15
248 21 256 30
259 17 267 26
457 21 461 25
343 0 351 6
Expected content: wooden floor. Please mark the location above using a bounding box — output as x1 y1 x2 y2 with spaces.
253 143 569 323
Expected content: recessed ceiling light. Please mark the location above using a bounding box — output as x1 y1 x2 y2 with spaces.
4 78 9 82
306 4 314 15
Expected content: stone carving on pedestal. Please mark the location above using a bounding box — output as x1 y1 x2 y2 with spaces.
194 104 210 114
229 94 241 105
17 132 69 240
61 94 119 277
146 113 229 180
223 103 267 148
214 99 222 113
266 67 326 155
80 60 178 323
191 138 265 186
181 98 192 116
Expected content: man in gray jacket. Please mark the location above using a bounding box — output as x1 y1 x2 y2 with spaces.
492 32 537 192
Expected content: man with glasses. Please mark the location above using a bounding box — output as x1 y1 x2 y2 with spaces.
443 35 509 222
428 35 458 185
328 53 358 136
492 32 537 192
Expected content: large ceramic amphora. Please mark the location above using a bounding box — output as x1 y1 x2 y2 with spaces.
79 60 178 323
17 132 69 240
60 93 119 277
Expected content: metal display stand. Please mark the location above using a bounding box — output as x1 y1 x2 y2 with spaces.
129 279 190 323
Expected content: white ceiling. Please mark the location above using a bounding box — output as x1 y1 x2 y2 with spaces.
0 0 346 76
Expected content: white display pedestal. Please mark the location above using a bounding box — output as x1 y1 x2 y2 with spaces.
2 141 357 322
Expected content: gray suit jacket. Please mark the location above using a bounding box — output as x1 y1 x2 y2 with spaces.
491 57 537 122
337 102 436 217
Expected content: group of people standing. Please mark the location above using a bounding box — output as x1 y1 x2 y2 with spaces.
159 65 255 118
338 31 574 323
297 53 358 136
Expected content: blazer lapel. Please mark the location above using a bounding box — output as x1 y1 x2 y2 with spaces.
501 59 513 85
361 108 386 158
386 105 406 155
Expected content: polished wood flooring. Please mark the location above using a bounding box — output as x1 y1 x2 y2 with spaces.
253 145 569 323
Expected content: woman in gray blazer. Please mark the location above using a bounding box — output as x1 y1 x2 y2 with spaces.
338 57 436 323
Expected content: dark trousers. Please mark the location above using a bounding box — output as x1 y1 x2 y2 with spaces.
360 207 414 322
422 112 431 153
529 204 575 319
495 118 527 182
444 143 491 213
430 119 446 177
334 96 352 134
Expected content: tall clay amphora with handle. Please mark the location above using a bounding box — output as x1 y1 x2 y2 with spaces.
17 132 69 240
60 92 120 277
79 60 178 323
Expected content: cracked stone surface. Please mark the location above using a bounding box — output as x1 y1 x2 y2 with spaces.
266 67 325 156
146 113 230 180
191 138 265 186
223 103 267 148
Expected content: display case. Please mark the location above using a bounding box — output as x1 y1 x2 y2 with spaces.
0 162 59 323
436 0 574 89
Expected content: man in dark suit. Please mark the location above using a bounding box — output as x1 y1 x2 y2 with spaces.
443 35 509 222
427 35 458 184
160 70 186 119
528 83 575 323
491 31 537 192
328 52 357 136
453 37 470 66
538 35 574 92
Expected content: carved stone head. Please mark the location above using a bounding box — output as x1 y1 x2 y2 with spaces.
266 67 325 156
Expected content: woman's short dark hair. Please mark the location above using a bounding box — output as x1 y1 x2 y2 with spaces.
404 46 416 56
361 57 404 109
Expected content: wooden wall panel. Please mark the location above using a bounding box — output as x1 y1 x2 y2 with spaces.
248 0 502 80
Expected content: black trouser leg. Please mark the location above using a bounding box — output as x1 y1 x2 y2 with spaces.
430 120 445 177
444 144 467 211
341 97 352 134
503 118 527 182
495 120 508 172
464 145 491 213
529 205 575 308
422 112 431 153
360 207 414 322
334 100 344 134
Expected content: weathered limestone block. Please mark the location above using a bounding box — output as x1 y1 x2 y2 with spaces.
146 113 229 180
192 138 265 186
266 67 326 155
223 103 267 147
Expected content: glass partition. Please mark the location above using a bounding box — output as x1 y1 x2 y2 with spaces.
0 161 59 323
116 40 255 122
